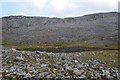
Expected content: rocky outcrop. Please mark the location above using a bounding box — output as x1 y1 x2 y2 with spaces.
1 48 119 79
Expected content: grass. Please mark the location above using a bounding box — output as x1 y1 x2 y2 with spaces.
79 50 119 68
2 40 119 68
2 40 119 51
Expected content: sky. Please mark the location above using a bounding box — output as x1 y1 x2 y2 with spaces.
0 0 119 18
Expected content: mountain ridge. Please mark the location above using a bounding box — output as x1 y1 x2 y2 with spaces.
2 12 119 50
1 12 117 18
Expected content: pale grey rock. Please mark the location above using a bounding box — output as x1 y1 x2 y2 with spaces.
41 64 48 68
39 72 49 76
15 56 24 61
24 73 32 78
9 67 16 73
73 68 81 75
36 51 46 54
66 66 72 70
17 72 26 77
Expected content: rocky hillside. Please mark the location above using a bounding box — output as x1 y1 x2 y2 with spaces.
1 12 119 79
1 48 119 79
1 12 118 50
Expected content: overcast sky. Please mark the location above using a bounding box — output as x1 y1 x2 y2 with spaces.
0 0 119 18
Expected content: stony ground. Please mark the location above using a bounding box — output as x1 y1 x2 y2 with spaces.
1 48 120 79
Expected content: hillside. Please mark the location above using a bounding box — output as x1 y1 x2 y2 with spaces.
1 12 119 50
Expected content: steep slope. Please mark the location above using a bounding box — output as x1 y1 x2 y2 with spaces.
2 12 118 50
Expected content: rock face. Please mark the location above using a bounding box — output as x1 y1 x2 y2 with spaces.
1 12 118 45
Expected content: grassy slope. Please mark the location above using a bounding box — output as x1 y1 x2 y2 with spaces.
2 40 118 51
78 50 119 68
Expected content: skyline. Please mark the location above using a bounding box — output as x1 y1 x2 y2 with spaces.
0 0 119 18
